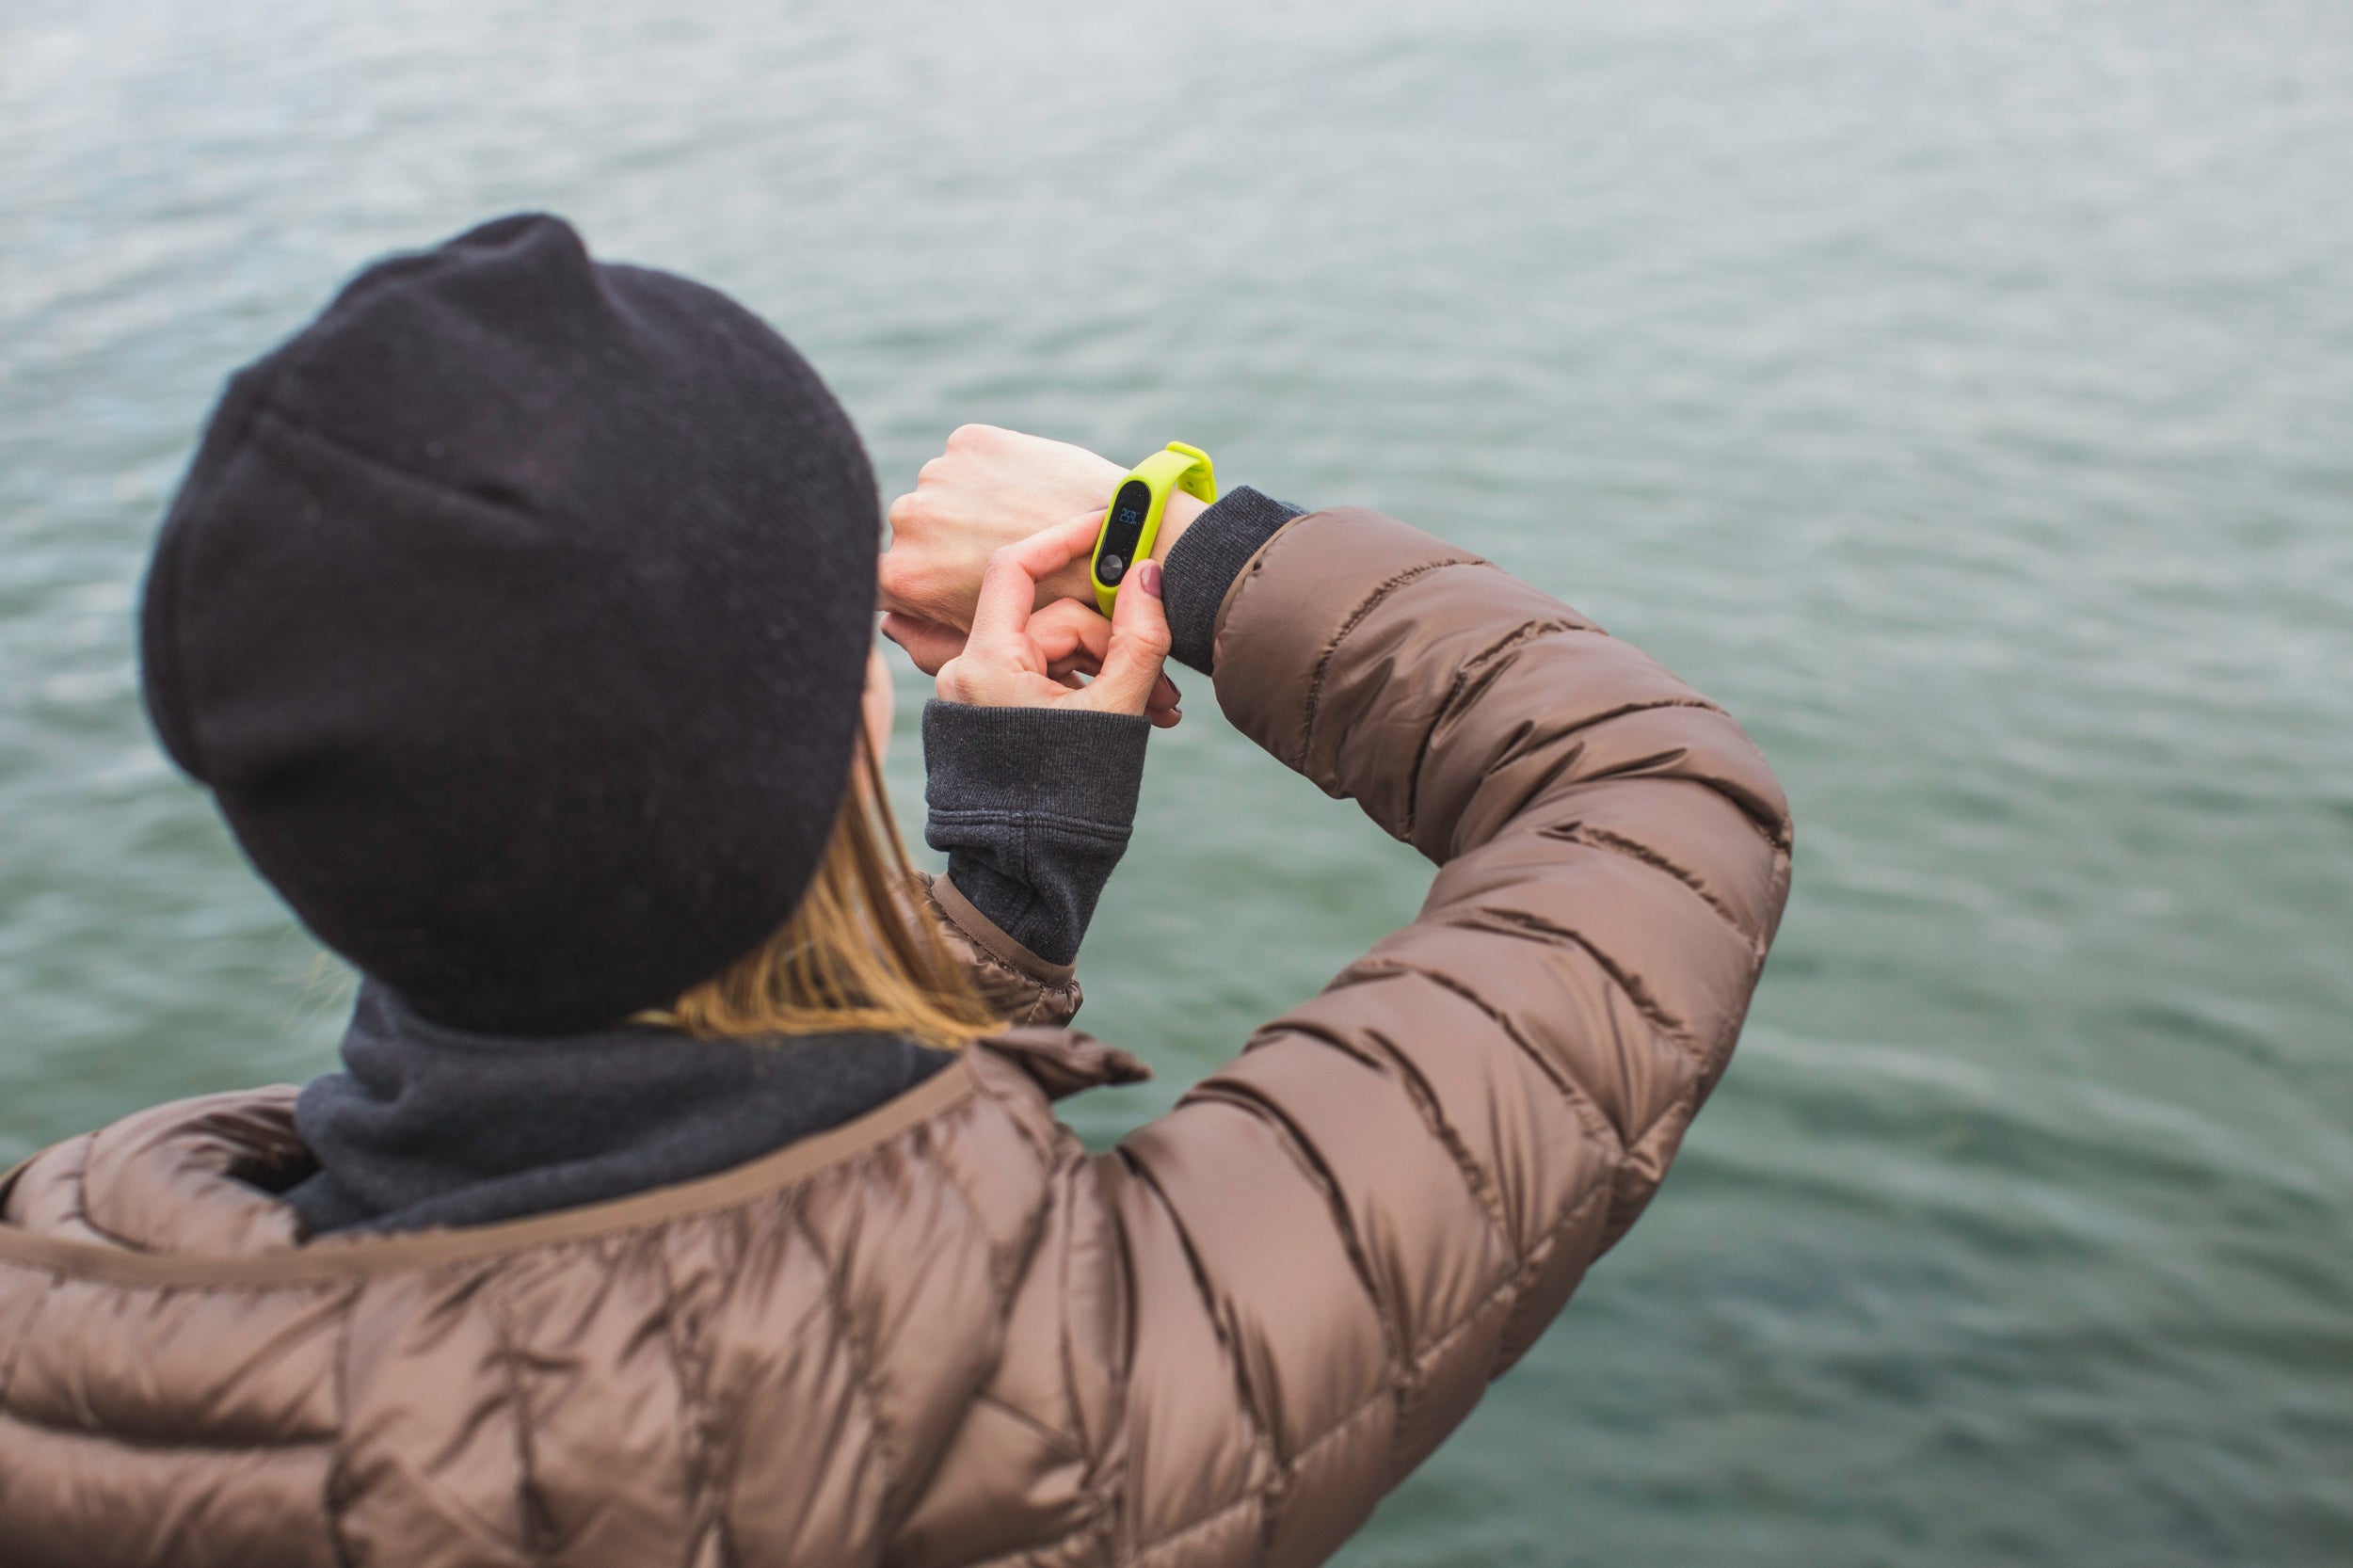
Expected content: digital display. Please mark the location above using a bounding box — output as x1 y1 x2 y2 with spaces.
1096 479 1153 584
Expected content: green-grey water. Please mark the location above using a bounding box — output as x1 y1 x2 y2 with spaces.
4 1 2349 1561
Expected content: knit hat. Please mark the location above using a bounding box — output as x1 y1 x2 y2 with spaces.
140 214 878 1034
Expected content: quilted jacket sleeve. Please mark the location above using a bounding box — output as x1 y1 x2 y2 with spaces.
1093 508 1794 1566
914 870 1085 1027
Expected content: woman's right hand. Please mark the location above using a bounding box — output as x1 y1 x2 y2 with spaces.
879 425 1129 632
929 515 1174 721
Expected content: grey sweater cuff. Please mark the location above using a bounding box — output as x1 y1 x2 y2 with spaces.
920 700 1148 967
1160 485 1306 675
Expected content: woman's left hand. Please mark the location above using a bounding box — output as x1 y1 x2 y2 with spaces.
922 515 1174 721
886 600 1184 728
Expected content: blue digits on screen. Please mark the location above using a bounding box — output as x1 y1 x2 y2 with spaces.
1100 479 1154 580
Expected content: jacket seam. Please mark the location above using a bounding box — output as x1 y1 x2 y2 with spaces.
1128 1482 1260 1567
1539 820 1762 954
0 1408 338 1454
0 1269 55 1418
792 1206 906 1520
1330 960 1625 1156
0 1154 33 1215
326 1286 359 1568
1326 1023 1517 1256
1113 1149 1283 1475
924 1122 1020 1320
1379 1184 1608 1441
1457 696 1733 861
1443 905 1702 1063
1296 556 1488 768
485 1276 555 1563
1619 932 1771 1167
649 1232 721 1568
1183 1081 1404 1372
964 1059 1063 1177
1605 1077 1707 1238
1400 616 1593 844
971 1390 1087 1464
1477 904 1718 1182
1570 699 1742 780
942 1512 1106 1568
1490 1179 1616 1359
1605 948 1776 1239
1052 1174 1097 1466
1122 1183 1616 1566
67 1136 152 1253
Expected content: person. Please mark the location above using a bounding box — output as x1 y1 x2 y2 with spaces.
0 215 1793 1568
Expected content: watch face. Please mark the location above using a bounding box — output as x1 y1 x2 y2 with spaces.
1096 479 1154 584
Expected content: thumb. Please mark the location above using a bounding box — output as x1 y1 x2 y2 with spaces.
1084 559 1175 716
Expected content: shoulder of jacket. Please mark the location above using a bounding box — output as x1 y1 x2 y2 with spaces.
0 1043 1124 1288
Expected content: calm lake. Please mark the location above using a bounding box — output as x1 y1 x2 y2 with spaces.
3 0 2348 1561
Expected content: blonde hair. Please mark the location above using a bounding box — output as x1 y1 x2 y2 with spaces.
636 736 1003 1049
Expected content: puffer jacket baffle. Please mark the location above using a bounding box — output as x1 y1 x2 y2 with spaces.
0 506 1793 1568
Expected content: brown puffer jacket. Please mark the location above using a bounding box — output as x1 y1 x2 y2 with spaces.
0 508 1792 1568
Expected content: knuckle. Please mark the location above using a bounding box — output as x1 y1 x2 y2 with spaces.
946 424 989 452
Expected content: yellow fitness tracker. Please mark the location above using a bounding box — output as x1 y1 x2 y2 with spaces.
1091 441 1217 616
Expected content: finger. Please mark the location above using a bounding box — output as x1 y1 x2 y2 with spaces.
966 546 1047 651
1082 559 1174 716
1144 671 1181 728
1004 512 1109 583
1027 597 1114 667
1027 604 1181 704
968 520 1113 650
1143 671 1180 727
879 612 968 677
1034 510 1113 585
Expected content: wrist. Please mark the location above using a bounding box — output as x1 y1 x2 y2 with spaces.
1038 488 1205 610
1149 491 1209 566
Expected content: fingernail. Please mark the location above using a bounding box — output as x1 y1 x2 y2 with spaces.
1135 559 1162 599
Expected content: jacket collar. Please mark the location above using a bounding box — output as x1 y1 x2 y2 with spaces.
0 1026 1146 1273
282 984 961 1237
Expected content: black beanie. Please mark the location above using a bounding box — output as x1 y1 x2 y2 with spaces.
140 214 877 1035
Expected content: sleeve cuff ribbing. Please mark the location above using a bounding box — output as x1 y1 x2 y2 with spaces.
920 700 1148 966
1160 485 1306 675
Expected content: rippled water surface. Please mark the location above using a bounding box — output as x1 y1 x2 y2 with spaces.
5 1 2350 1560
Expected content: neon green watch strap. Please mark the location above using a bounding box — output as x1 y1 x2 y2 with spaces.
1090 441 1217 616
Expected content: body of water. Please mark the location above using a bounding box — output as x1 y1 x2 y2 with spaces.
4 1 2348 1561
